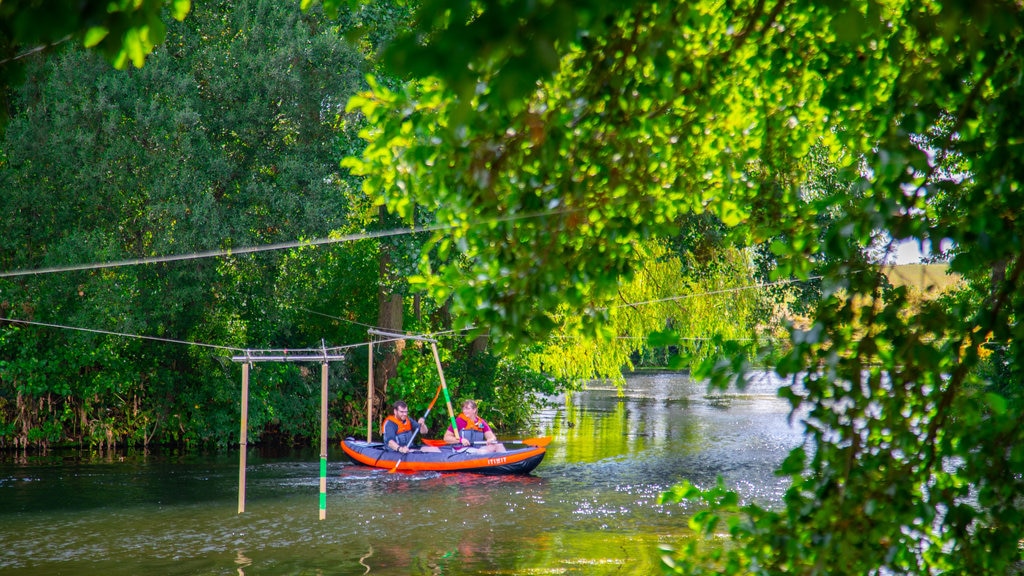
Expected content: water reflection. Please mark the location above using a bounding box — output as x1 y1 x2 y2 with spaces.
234 549 252 575
540 371 800 505
0 370 802 575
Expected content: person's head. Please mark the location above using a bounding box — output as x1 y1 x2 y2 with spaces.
461 400 478 414
393 401 409 418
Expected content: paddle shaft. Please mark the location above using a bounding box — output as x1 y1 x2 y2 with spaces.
389 383 445 472
423 436 551 448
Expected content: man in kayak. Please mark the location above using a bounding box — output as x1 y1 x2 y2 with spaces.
443 400 506 453
383 401 440 453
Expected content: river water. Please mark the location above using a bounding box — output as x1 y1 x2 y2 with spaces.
0 371 803 575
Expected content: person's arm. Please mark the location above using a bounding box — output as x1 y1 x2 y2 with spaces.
417 417 428 434
444 416 471 445
383 421 401 451
482 420 499 444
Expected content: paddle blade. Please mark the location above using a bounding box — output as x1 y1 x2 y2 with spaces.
522 436 552 447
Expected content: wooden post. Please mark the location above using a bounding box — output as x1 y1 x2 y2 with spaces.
431 342 460 436
319 362 328 520
238 362 250 514
230 348 345 518
367 341 374 441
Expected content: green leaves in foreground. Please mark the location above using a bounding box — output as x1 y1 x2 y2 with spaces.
342 0 1024 573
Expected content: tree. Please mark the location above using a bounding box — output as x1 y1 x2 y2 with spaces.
0 0 190 127
0 0 369 447
338 0 1024 573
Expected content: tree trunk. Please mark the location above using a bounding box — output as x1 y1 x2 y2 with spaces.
471 334 488 355
374 206 405 421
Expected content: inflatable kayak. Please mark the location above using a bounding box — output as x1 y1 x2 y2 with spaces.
340 437 548 474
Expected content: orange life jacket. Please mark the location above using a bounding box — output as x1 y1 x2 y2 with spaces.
384 415 413 434
453 412 490 443
383 415 418 451
458 413 487 432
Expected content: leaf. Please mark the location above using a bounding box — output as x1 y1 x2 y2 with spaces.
647 329 679 347
84 27 109 48
779 446 806 475
984 392 1007 416
172 0 191 21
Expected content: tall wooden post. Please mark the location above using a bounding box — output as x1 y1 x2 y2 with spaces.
238 362 250 514
367 342 374 441
319 362 328 520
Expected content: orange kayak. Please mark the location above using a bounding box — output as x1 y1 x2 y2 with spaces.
340 437 548 474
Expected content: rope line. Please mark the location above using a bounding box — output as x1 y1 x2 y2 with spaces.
0 224 449 279
0 198 826 353
0 316 244 352
298 307 474 339
0 208 582 279
1 272 823 352
0 35 72 66
297 307 378 330
0 316 401 354
603 275 823 310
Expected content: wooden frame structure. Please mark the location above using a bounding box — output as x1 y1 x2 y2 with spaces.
228 331 440 519
230 342 346 520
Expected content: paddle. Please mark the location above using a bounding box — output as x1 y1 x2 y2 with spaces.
389 384 444 474
422 436 552 448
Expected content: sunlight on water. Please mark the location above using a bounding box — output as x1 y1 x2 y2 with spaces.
0 371 803 575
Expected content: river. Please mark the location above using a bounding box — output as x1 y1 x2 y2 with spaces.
0 370 803 575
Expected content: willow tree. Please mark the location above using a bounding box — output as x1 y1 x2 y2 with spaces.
520 239 763 384
335 0 1024 574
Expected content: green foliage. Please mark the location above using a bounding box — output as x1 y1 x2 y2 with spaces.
339 0 1024 573
341 0 832 349
0 0 191 127
8 0 191 68
446 341 562 432
0 0 372 449
387 344 445 423
517 240 765 385
3 0 1023 572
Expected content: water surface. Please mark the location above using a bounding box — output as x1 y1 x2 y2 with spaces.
0 371 803 575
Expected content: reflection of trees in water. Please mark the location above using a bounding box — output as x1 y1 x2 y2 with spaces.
545 374 714 464
538 371 801 508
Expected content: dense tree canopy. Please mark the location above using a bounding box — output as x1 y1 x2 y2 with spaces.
0 0 373 447
3 0 1023 573
338 0 1024 574
0 0 190 127
0 0 562 449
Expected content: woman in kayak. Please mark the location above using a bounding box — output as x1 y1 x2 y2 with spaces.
443 400 506 453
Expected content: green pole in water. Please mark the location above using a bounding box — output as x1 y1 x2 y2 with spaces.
319 457 327 512
238 362 250 514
